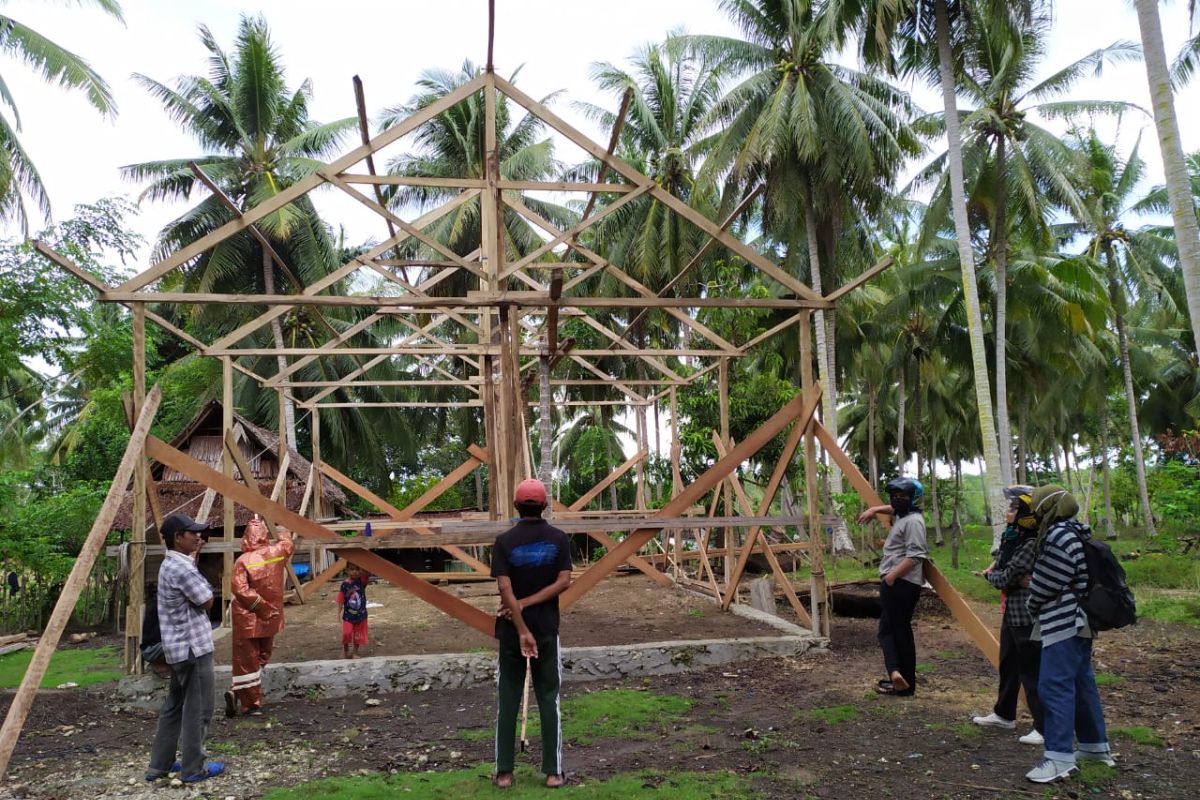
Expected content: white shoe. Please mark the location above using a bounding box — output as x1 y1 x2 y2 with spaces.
971 712 1016 729
1019 729 1044 746
1076 750 1116 767
1026 758 1077 783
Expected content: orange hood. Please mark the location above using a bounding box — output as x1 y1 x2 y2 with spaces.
241 519 270 553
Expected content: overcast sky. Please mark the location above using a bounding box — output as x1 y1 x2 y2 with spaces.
5 0 1200 266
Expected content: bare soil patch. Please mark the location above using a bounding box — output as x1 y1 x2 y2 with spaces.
215 571 785 665
3 586 1199 799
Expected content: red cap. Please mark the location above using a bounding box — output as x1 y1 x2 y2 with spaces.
514 478 548 506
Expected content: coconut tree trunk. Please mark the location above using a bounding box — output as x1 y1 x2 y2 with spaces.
867 389 879 489
801 182 842 496
992 135 1014 487
263 249 297 451
1098 400 1117 539
896 364 907 470
1135 0 1200 353
1016 394 1029 485
930 429 944 546
1105 248 1157 536
935 0 1007 551
951 458 963 569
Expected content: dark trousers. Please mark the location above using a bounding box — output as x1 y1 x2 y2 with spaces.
878 579 921 693
495 633 562 776
994 621 1043 731
147 651 214 779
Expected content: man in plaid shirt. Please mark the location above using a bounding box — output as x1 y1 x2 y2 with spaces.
145 514 225 784
972 486 1044 745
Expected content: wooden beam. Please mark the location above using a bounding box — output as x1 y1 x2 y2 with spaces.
810 421 1000 667
144 436 495 635
0 385 161 778
569 449 647 511
317 459 490 572
561 385 820 608
822 255 894 304
712 433 812 626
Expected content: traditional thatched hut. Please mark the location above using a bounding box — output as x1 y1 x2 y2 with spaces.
112 400 348 536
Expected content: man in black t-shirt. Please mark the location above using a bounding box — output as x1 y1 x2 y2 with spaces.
491 479 572 789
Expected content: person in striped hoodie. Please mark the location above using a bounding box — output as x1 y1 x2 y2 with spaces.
1024 485 1114 783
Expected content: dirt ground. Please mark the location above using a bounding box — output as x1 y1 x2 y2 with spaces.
215 571 783 664
3 579 1199 800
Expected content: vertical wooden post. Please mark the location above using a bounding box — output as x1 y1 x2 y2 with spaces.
125 303 147 671
718 357 732 584
635 408 647 510
221 356 235 626
670 388 683 580
799 312 826 635
310 406 324 521
276 388 288 463
539 355 553 520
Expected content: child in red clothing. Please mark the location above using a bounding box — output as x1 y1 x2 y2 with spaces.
336 564 369 659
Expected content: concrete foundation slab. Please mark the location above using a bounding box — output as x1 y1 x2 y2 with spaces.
115 613 825 708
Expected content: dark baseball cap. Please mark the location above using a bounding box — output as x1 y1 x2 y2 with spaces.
161 513 209 539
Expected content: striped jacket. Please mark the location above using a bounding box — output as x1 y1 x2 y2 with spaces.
1026 521 1090 647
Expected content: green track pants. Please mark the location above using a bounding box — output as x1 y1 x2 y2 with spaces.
495 633 562 776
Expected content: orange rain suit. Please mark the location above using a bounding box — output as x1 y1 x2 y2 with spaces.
230 519 294 713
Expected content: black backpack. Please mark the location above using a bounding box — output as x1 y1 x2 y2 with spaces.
1064 521 1137 631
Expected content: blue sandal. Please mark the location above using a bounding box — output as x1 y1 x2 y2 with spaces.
181 761 225 783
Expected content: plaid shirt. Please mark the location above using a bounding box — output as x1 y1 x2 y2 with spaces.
986 535 1037 628
157 550 214 664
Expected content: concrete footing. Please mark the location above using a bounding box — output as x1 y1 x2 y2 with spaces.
115 607 825 708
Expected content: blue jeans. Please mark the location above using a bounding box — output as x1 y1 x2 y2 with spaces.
1038 636 1109 763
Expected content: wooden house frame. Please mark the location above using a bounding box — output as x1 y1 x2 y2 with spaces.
0 18 999 776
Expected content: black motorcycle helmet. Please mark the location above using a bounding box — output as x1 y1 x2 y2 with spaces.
1004 485 1036 531
884 476 924 507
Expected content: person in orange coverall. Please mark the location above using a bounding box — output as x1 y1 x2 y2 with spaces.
225 518 293 717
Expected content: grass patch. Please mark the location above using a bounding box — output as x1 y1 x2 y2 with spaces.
1111 726 1164 747
951 722 981 739
935 649 966 660
1093 671 1123 686
915 663 933 674
1076 759 1117 788
0 645 121 689
1121 553 1200 589
460 689 691 745
687 609 705 618
262 764 756 799
1135 590 1200 625
800 704 860 725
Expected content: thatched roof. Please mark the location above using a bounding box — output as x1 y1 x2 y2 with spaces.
111 400 348 533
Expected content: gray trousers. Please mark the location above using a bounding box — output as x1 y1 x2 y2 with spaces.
147 651 214 779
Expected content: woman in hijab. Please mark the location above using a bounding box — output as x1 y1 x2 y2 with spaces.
1023 486 1113 783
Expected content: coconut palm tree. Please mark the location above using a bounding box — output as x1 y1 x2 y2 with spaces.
122 14 356 452
0 0 123 232
837 0 1047 546
1060 129 1173 535
1133 0 1200 359
677 0 920 521
911 14 1139 486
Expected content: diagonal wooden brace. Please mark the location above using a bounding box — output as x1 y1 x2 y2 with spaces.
561 385 821 609
811 420 999 667
144 436 494 636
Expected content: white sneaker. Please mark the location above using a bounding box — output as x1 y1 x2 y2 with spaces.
1026 758 1078 783
971 712 1016 729
1019 729 1044 746
1076 750 1116 767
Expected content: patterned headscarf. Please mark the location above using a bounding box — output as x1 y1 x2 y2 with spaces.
1031 484 1080 545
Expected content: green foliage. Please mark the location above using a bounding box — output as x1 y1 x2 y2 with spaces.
388 472 468 513
1147 461 1200 536
1093 671 1123 686
0 646 121 688
0 479 107 577
263 765 754 800
1135 591 1200 625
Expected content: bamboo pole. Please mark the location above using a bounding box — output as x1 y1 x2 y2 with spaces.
0 385 161 778
719 357 732 585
